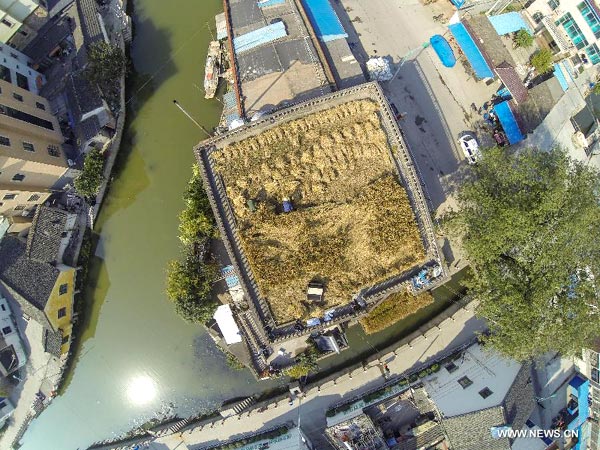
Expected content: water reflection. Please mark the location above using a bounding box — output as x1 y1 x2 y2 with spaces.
126 374 158 406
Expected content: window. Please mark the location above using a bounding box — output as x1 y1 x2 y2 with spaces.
548 0 560 10
19 29 28 36
22 141 34 152
458 376 473 388
578 1 600 38
13 204 25 210
27 194 40 202
479 387 493 398
592 368 599 383
12 173 25 181
445 362 459 373
12 93 23 102
57 307 67 318
35 101 45 111
0 135 10 146
1 19 13 28
0 65 11 83
59 283 68 295
9 53 17 59
533 12 544 24
2 193 16 200
0 104 54 130
47 145 60 157
1 326 11 335
0 401 5 409
585 43 600 65
61 334 70 344
0 304 5 311
15 73 28 91
556 13 590 49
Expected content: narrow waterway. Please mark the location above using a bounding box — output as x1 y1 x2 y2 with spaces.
19 2 468 448
20 2 269 448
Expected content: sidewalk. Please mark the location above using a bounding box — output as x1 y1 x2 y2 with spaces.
152 303 485 449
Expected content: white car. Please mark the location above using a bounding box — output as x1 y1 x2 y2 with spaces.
458 134 481 164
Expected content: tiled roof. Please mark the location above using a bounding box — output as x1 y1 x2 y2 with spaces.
0 237 59 311
502 363 536 432
517 77 564 133
43 328 63 357
26 207 69 264
442 407 510 450
22 8 75 63
66 72 104 120
495 61 528 104
76 0 104 46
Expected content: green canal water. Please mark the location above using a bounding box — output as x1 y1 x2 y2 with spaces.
19 2 467 448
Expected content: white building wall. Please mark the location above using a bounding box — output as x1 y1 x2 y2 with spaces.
0 42 43 93
0 0 40 43
0 295 27 373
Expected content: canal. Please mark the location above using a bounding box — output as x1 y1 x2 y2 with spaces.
19 1 468 448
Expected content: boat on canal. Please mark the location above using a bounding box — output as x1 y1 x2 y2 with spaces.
204 40 221 99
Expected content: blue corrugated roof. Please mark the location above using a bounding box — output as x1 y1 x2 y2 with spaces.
301 0 348 42
449 23 494 79
488 12 532 35
553 63 569 91
233 21 287 54
493 101 524 144
258 0 286 7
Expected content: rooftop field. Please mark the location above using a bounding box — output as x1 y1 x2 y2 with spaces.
212 100 426 323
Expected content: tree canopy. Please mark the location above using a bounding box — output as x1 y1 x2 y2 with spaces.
75 148 105 198
85 42 127 112
449 147 600 360
530 49 553 74
514 29 534 48
178 164 215 246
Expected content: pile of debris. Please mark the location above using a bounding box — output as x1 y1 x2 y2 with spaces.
366 57 393 81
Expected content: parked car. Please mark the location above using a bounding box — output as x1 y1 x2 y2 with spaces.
458 134 481 164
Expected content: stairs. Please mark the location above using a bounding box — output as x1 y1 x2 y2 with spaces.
219 396 257 418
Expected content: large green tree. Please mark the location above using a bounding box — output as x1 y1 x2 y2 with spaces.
178 165 215 246
450 147 600 360
74 148 105 198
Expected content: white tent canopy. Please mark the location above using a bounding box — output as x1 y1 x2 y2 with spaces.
213 305 242 345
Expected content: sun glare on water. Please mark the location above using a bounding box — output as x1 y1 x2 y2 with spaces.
126 374 157 406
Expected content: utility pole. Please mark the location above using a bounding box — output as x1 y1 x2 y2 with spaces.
392 42 430 80
173 100 212 138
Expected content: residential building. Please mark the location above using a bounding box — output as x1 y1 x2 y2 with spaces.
0 42 45 94
574 344 600 449
0 0 48 50
0 206 78 356
0 295 26 376
22 0 115 159
422 343 535 450
0 396 14 428
0 78 76 217
524 0 600 68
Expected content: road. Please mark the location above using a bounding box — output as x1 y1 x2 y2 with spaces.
151 302 485 449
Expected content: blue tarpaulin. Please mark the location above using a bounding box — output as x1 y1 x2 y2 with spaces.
301 0 348 42
233 21 287 54
449 23 494 79
493 101 524 144
430 35 456 68
451 0 466 8
488 12 532 35
553 63 569 91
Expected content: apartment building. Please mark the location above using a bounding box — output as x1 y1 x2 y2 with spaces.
0 0 47 50
524 0 600 68
0 78 74 217
574 344 600 449
0 42 44 94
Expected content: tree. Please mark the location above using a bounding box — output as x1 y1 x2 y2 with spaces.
75 148 105 198
530 49 554 74
514 29 534 48
178 165 215 246
284 346 320 379
592 83 600 96
166 252 218 323
447 147 600 360
85 42 127 111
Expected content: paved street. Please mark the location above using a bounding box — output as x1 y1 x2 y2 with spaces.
151 303 485 449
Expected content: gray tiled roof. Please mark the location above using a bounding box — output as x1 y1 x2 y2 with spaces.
76 0 104 46
517 77 564 133
502 363 535 433
0 236 59 311
442 407 510 450
43 328 63 357
26 207 69 264
22 8 75 64
66 72 104 119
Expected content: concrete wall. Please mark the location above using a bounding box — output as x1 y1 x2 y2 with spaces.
0 185 50 216
0 0 41 44
0 42 45 94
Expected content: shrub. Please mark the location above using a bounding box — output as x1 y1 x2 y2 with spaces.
398 378 409 386
430 363 440 373
409 373 419 383
359 291 434 334
530 49 553 74
74 149 105 198
514 29 533 48
418 370 429 378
